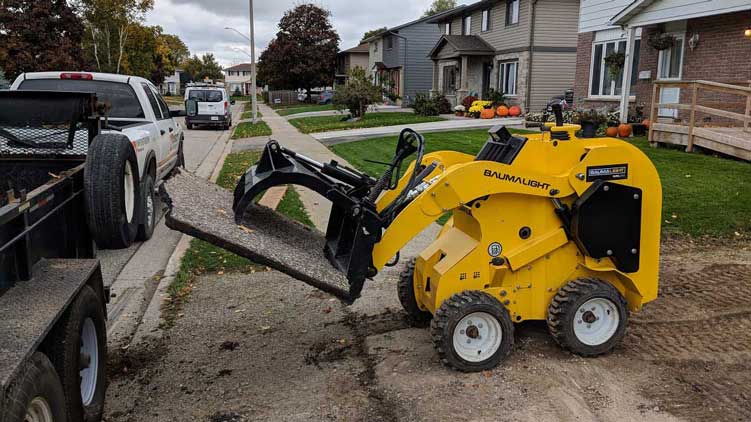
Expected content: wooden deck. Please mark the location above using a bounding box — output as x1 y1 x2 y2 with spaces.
652 123 751 160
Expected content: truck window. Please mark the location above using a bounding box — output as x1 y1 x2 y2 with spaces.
18 79 145 119
188 90 222 103
154 91 171 120
141 83 163 119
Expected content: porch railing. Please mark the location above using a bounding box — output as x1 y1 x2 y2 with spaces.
649 80 751 151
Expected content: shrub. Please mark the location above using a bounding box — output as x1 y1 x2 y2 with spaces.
413 92 440 116
486 89 506 107
333 67 383 118
462 95 478 110
233 87 242 97
434 94 453 114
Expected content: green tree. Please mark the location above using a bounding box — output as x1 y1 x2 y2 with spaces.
423 0 457 17
0 0 86 80
333 67 382 118
160 34 190 72
258 4 339 100
362 27 387 42
181 54 222 82
73 0 154 73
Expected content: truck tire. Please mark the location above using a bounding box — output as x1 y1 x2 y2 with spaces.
48 286 107 422
397 258 432 327
84 134 141 249
4 352 67 422
136 173 156 241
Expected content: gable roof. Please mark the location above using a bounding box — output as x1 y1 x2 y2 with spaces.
429 35 495 58
339 43 370 54
363 7 462 42
224 63 254 72
426 0 492 23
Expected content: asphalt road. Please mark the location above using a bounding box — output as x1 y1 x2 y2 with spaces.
100 107 240 345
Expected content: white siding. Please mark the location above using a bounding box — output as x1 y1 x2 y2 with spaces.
579 0 631 33
622 0 751 27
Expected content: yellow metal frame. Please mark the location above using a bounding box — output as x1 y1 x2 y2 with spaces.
373 125 662 321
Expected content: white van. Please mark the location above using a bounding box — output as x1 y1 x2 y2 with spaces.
184 84 234 130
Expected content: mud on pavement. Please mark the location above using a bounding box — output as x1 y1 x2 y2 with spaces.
105 236 751 422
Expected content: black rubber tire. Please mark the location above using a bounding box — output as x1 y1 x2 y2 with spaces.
547 278 629 357
397 258 432 327
48 286 107 422
84 134 141 249
186 123 193 130
136 173 156 241
177 140 186 169
4 352 68 422
430 291 514 372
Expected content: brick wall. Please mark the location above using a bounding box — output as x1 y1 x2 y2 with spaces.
573 32 594 106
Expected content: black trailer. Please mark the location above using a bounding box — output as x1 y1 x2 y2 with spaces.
1 91 108 422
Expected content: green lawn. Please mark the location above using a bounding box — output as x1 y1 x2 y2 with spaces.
241 102 263 120
274 104 335 116
289 112 444 134
332 130 751 237
232 121 272 139
164 151 313 327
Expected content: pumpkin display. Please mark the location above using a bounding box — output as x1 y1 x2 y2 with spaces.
496 105 509 117
605 126 619 137
508 106 522 117
642 119 651 128
618 123 633 138
481 108 496 119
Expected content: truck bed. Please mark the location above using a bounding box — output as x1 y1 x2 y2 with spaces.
162 171 353 302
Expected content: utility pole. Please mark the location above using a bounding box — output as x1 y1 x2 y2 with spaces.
249 0 258 124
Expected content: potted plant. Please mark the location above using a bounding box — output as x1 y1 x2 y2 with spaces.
573 108 606 138
628 104 648 136
604 51 626 79
454 105 466 117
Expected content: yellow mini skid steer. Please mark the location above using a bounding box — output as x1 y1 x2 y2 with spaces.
163 105 662 372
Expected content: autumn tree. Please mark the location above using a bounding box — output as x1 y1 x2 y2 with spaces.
73 0 154 74
257 4 339 100
182 54 223 82
0 0 86 80
423 0 457 17
362 27 387 42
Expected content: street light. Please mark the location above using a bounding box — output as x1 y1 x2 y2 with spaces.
224 3 257 124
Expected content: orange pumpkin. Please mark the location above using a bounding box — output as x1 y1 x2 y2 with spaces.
605 126 619 137
508 105 522 117
496 105 509 117
618 123 633 137
642 119 651 128
481 108 496 119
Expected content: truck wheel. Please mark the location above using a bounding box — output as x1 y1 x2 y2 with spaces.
4 352 67 422
136 173 156 241
48 286 107 422
397 258 432 327
547 278 628 357
430 291 514 372
84 134 141 249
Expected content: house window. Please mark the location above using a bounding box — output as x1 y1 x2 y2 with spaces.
387 36 394 50
445 22 451 35
658 36 683 79
506 0 519 25
443 66 458 93
498 60 518 96
589 39 641 97
463 16 472 35
482 9 491 32
374 41 379 52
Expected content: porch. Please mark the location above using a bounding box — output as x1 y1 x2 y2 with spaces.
429 35 496 106
649 80 751 160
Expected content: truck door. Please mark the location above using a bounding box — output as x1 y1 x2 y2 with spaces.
140 83 176 175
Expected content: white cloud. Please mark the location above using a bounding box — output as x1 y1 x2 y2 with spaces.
145 0 435 67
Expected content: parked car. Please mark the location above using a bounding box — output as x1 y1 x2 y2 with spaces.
10 71 186 249
318 90 334 105
185 84 234 130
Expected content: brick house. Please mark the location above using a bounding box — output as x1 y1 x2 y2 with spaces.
427 0 581 112
574 0 751 124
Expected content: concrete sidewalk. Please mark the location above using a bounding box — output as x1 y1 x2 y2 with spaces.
311 117 525 144
285 106 412 120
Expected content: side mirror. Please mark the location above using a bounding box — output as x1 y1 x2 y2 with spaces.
170 109 185 117
230 100 236 105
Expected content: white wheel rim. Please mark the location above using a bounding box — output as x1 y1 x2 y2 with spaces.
573 298 620 346
123 161 135 223
80 317 99 406
452 312 503 363
25 397 54 422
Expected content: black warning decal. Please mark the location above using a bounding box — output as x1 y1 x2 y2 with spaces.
586 164 628 182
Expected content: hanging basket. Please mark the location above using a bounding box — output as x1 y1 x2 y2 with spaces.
648 32 675 51
604 51 625 79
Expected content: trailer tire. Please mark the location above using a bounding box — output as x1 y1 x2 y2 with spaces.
48 286 107 422
397 258 432 327
84 134 141 249
4 352 67 422
136 173 156 241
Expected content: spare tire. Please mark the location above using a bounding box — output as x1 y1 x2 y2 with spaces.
84 134 141 249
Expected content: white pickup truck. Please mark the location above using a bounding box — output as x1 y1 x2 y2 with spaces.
10 71 185 249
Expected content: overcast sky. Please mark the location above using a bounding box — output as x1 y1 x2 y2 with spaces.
145 0 437 68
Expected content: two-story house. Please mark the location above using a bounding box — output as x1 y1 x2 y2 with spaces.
428 0 581 112
224 63 255 96
336 43 370 84
364 9 457 105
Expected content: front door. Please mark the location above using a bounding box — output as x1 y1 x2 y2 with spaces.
657 34 685 118
481 63 493 98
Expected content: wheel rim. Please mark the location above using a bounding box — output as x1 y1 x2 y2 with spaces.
452 312 503 363
80 317 99 406
24 397 53 422
573 298 620 346
123 161 135 223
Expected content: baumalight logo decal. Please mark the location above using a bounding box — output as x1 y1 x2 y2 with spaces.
586 164 628 182
483 169 551 190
